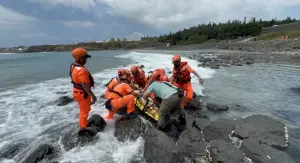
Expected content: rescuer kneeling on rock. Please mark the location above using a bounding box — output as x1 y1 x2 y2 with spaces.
104 69 141 120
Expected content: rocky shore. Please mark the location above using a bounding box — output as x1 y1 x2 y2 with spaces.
186 49 300 69
114 110 295 163
1 92 296 163
216 39 300 53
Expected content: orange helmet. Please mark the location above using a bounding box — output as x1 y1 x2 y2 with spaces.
161 75 169 82
131 65 138 74
72 48 91 61
172 55 181 62
118 69 130 79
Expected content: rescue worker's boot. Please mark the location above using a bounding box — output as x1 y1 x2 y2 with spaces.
178 115 186 126
177 114 187 132
157 120 172 132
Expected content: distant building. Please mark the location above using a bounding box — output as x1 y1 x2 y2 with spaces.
121 38 127 41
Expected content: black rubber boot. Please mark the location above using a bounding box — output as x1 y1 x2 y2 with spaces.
178 115 186 126
176 115 187 132
157 121 172 132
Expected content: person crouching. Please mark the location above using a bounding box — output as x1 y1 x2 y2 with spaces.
104 69 141 120
142 81 186 131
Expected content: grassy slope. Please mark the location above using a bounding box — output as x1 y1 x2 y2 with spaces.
255 31 300 41
255 22 300 41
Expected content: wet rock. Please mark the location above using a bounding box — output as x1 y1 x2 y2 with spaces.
233 123 252 139
185 109 209 120
139 65 145 68
114 116 145 142
56 96 74 106
206 103 229 111
197 63 205 67
0 140 29 159
167 71 172 74
87 114 107 132
197 56 206 62
78 126 98 138
202 118 235 142
193 91 198 98
210 65 220 69
234 63 243 66
60 126 79 151
241 138 296 163
193 117 211 131
143 127 179 163
245 58 255 65
234 114 288 150
176 127 207 159
17 144 58 163
55 91 67 95
205 58 212 62
208 140 245 163
99 94 105 99
291 86 300 94
184 98 202 110
78 114 107 138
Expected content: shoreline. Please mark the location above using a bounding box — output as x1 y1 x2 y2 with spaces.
2 39 300 66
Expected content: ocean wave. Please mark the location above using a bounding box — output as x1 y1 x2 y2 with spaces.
0 51 215 163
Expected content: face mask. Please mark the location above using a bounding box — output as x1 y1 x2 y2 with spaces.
173 62 180 68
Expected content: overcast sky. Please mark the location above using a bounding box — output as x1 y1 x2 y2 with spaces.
0 0 299 47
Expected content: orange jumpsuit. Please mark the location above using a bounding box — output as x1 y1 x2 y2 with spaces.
105 77 120 99
70 63 94 129
171 62 194 108
105 80 135 119
132 67 147 88
144 69 167 90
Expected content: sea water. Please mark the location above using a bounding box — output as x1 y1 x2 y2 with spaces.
0 50 299 162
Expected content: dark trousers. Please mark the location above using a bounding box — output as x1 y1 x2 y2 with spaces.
158 93 185 127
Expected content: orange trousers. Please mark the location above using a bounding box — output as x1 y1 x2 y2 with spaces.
174 82 193 108
106 94 135 119
73 90 91 129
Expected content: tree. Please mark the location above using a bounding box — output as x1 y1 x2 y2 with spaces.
142 16 299 45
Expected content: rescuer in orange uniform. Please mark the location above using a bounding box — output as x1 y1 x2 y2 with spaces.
104 69 141 120
143 68 169 91
70 48 97 129
104 69 131 99
170 55 203 108
130 65 147 88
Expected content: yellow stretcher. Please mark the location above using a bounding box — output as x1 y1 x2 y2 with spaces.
133 84 159 121
134 97 159 121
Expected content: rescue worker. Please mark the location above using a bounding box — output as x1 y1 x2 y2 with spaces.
170 55 203 108
142 81 186 131
143 68 169 91
70 47 97 129
104 69 141 120
104 69 131 99
130 65 147 88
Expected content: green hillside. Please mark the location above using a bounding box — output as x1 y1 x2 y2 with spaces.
142 17 299 44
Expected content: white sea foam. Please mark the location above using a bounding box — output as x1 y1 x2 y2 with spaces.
0 51 215 163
